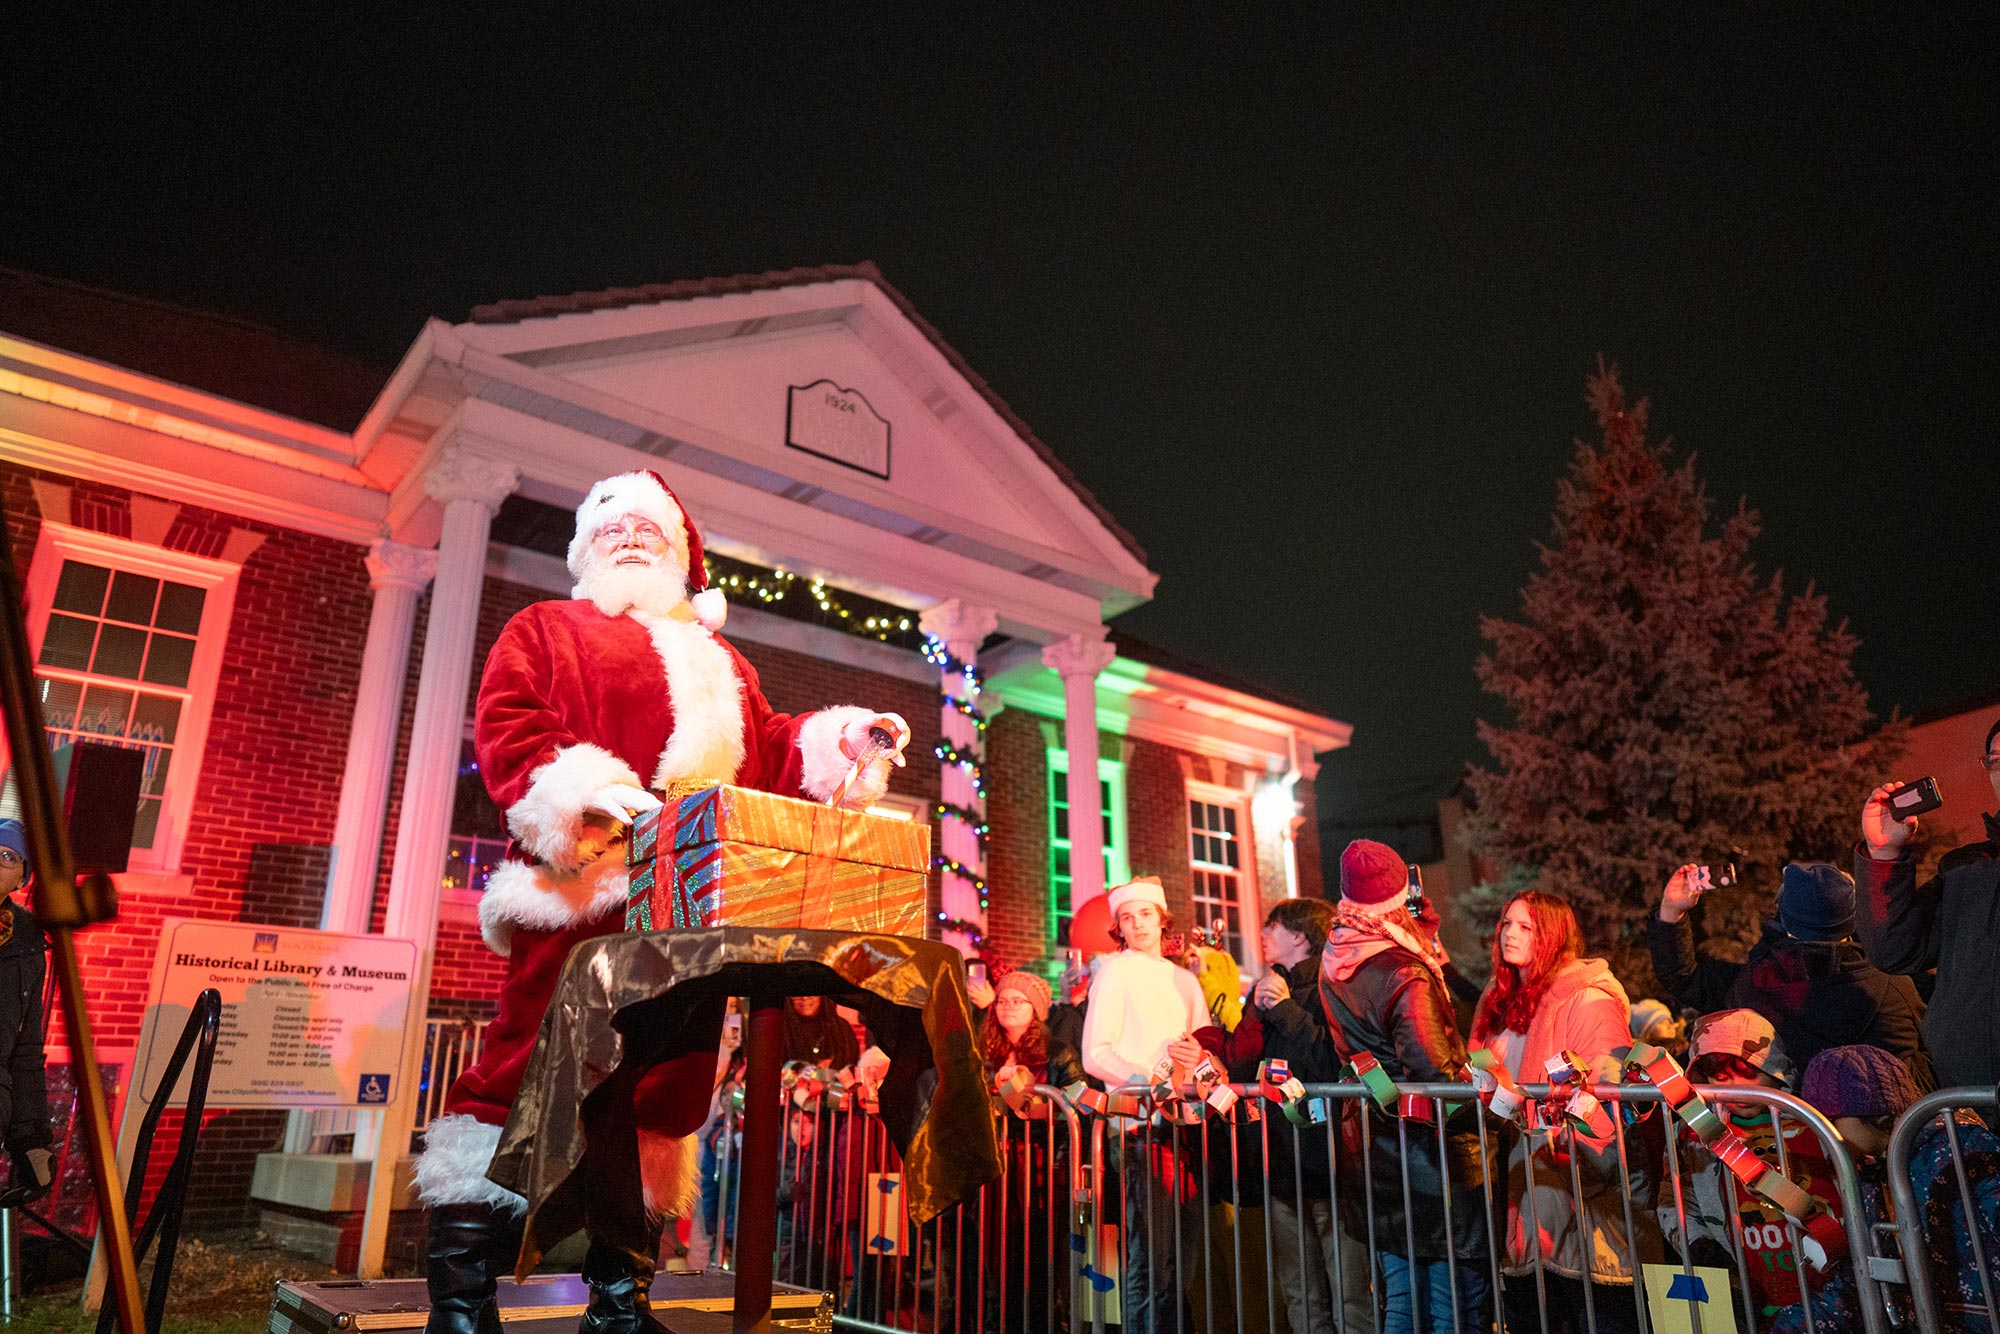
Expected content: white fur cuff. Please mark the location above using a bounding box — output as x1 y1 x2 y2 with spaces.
414 1113 527 1215
638 1128 701 1220
799 706 877 806
478 856 629 957
506 743 642 872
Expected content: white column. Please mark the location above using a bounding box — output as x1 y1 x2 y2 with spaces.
322 540 437 935
919 600 998 957
1042 631 1117 916
356 450 518 1277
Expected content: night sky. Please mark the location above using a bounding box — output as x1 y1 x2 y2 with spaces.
9 11 1996 849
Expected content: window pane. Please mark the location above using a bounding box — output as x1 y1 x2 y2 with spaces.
90 623 146 679
39 677 83 730
140 747 172 797
78 686 135 737
154 582 206 634
142 633 196 687
1054 805 1068 840
131 693 182 744
1222 807 1238 836
53 562 111 615
131 796 162 849
38 614 97 670
104 572 160 626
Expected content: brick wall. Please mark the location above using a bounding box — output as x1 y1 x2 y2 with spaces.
1125 738 1196 928
982 709 1051 975
4 460 373 1231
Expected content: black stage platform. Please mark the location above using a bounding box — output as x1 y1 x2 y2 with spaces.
267 1272 832 1334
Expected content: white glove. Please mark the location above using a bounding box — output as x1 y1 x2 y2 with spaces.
588 783 662 824
839 713 910 767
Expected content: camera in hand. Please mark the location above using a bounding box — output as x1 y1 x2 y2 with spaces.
1886 776 1943 820
1688 862 1737 894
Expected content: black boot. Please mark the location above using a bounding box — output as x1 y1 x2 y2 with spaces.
424 1202 524 1334
578 1235 666 1334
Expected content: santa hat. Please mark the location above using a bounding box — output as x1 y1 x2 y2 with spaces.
1339 839 1408 908
567 470 727 629
1105 876 1167 919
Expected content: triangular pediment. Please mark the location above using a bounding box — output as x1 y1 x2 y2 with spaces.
449 269 1155 615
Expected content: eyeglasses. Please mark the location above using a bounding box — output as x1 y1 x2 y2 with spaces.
0 849 23 867
1981 754 2000 775
591 520 668 550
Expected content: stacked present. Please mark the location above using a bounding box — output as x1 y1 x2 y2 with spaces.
624 784 929 935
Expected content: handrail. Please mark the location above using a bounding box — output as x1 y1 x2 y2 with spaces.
92 988 223 1334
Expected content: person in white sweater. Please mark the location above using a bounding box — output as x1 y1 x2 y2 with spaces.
1081 876 1209 1334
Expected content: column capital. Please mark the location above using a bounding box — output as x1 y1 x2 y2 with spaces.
423 449 519 513
1042 630 1116 680
364 538 438 593
918 599 999 657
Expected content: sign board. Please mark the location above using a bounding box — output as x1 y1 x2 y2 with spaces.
1642 1264 1740 1334
787 380 891 478
131 918 418 1109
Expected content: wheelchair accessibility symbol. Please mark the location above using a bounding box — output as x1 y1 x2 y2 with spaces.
358 1074 392 1104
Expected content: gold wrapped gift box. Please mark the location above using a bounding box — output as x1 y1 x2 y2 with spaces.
624 784 930 936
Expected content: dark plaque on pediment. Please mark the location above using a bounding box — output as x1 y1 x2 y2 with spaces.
786 380 892 479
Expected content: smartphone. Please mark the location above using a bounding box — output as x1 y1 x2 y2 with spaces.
1687 863 1737 893
967 961 987 987
1887 777 1944 820
723 1014 743 1041
1405 862 1426 911
1064 948 1082 970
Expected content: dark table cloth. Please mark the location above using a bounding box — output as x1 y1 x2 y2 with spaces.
486 927 1001 1270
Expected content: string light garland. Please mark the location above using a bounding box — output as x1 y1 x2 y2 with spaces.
927 635 990 952
701 553 923 648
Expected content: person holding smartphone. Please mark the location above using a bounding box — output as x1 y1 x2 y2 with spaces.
1855 715 2000 1090
0 820 54 1209
1650 860 1926 1082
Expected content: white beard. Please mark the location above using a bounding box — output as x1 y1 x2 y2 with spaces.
573 549 689 619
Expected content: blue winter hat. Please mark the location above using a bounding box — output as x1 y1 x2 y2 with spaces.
1777 862 1856 941
0 818 27 863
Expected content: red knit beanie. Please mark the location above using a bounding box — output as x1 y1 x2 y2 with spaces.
1340 839 1407 906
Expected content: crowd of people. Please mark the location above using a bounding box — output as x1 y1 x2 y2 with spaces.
689 720 2000 1334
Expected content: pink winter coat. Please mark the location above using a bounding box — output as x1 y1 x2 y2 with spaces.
1476 957 1665 1285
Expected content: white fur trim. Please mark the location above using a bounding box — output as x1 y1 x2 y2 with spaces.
505 743 642 873
690 587 728 631
1106 877 1168 919
414 1113 528 1215
638 616 746 789
566 472 689 580
478 855 629 957
638 1128 700 1219
799 706 880 806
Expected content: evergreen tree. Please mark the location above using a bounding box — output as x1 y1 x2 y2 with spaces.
1464 363 1901 989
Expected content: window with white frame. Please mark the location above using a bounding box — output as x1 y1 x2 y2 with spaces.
1048 748 1128 949
1187 785 1257 967
9 523 242 871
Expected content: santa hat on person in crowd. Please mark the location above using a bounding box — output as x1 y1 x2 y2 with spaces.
1339 839 1409 915
1105 876 1168 920
567 470 728 630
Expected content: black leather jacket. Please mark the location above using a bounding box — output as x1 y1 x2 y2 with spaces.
1319 942 1490 1260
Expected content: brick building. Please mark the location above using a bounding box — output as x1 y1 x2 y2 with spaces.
0 264 1346 1256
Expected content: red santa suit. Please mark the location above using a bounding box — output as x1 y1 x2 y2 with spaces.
413 472 890 1218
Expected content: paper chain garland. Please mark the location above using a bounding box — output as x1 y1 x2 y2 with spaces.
1026 1040 1846 1271
1619 1041 1847 1270
778 1046 893 1115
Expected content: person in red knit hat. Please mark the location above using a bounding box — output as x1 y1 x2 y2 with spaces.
1318 839 1489 1334
414 470 909 1334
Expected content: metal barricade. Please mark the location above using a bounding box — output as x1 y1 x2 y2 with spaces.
1884 1087 1999 1334
692 1075 1984 1334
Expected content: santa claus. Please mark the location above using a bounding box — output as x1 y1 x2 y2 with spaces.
414 470 908 1334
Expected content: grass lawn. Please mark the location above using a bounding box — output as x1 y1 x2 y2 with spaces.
7 1234 342 1334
